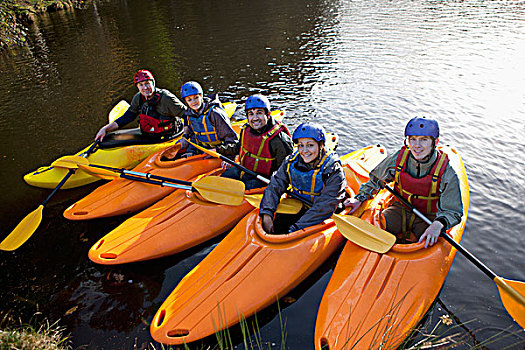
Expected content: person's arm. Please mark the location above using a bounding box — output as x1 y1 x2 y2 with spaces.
215 139 240 157
269 131 294 173
419 165 463 248
290 161 347 231
210 108 238 144
435 166 463 229
163 89 187 117
95 107 137 141
95 121 118 141
344 150 398 212
114 93 141 129
259 161 290 216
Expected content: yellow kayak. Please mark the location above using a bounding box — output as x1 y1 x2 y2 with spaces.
23 101 238 189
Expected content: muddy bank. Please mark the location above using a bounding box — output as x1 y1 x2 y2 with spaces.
0 0 86 50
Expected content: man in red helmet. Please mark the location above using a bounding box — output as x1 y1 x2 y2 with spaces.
344 117 463 248
95 69 186 141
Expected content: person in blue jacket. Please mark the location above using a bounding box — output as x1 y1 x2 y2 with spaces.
179 81 238 157
259 123 346 234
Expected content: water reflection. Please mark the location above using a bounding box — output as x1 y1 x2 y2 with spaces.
0 0 524 348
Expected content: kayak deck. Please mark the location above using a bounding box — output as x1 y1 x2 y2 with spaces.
149 145 387 345
314 145 469 350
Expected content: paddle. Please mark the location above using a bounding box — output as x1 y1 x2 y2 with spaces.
382 182 525 328
108 100 130 123
58 161 246 206
0 102 130 251
0 141 100 251
185 138 396 253
243 193 303 215
53 156 302 214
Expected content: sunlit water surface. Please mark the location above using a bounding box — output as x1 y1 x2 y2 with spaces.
0 0 524 349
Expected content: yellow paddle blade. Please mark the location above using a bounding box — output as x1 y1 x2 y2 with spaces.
494 277 525 328
52 155 90 169
333 214 396 254
0 205 44 251
244 194 303 214
108 100 130 123
77 164 120 180
192 176 245 206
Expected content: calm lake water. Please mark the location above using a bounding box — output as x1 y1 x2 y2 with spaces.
0 0 524 349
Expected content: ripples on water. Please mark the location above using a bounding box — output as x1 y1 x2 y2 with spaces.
0 0 524 348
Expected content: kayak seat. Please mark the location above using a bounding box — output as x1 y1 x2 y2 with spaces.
99 128 183 149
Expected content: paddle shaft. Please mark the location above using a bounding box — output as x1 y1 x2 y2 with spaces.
88 163 194 187
191 139 320 208
43 141 100 205
119 173 193 191
383 183 499 281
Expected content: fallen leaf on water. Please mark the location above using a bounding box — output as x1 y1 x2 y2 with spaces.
65 306 78 316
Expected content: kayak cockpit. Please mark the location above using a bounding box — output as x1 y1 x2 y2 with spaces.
99 127 183 148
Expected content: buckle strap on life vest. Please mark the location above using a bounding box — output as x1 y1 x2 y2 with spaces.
394 147 448 214
239 122 283 163
189 105 221 146
287 151 330 201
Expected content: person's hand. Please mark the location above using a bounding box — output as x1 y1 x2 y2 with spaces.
181 152 195 159
180 137 189 150
344 197 363 214
262 214 274 234
95 126 107 142
221 161 232 170
288 223 299 233
418 220 444 248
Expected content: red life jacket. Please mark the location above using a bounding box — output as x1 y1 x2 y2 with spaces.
394 146 449 214
138 92 176 135
239 121 290 176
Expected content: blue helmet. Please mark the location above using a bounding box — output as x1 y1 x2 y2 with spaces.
245 94 271 113
405 117 439 139
180 81 203 99
292 123 326 143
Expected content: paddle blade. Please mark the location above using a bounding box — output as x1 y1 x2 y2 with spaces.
333 214 396 254
77 164 120 180
495 277 525 328
109 100 130 123
193 176 246 206
0 205 44 251
52 155 90 169
244 194 303 214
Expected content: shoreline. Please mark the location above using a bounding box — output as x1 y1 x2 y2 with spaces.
0 0 86 50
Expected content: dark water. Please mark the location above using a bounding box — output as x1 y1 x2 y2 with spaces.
1 0 524 348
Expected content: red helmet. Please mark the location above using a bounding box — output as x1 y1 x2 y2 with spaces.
133 69 155 85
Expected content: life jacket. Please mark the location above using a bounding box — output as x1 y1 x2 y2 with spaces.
239 120 290 176
187 105 222 147
394 146 449 215
286 150 337 202
138 92 177 136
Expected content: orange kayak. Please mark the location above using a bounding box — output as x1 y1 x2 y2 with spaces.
149 145 387 345
63 147 222 220
88 168 262 264
63 111 286 220
314 145 469 350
